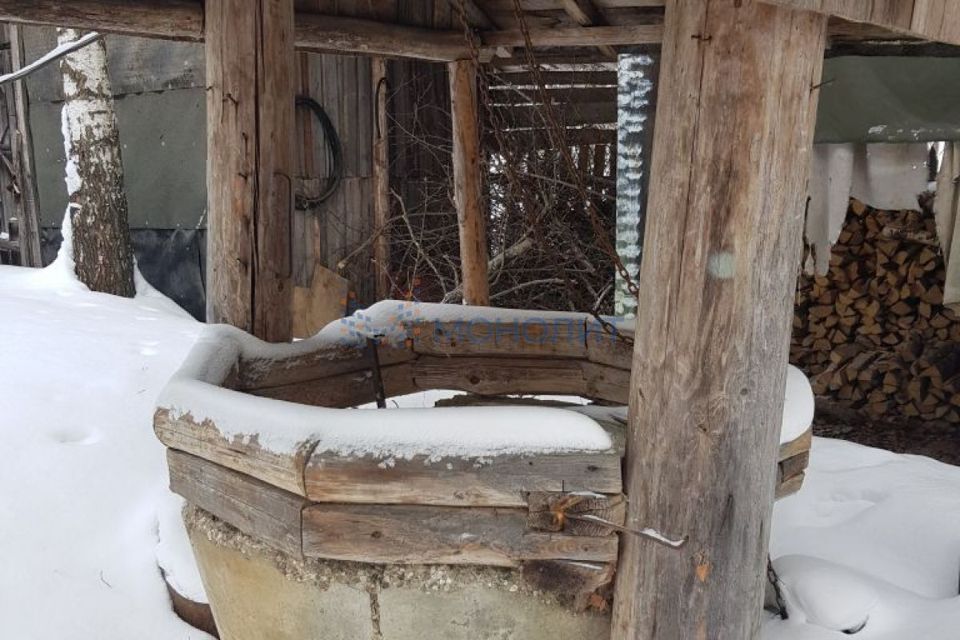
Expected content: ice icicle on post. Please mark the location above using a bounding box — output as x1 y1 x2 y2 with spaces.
615 53 657 317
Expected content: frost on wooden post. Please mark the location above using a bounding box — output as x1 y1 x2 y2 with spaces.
58 28 135 298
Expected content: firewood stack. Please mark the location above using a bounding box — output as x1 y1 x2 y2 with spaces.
792 199 960 422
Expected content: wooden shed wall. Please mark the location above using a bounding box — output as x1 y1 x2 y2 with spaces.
294 52 376 304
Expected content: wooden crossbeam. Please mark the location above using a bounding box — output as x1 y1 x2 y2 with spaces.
760 0 960 46
0 0 203 39
294 14 477 62
560 0 619 58
445 0 500 30
483 24 663 47
0 0 953 60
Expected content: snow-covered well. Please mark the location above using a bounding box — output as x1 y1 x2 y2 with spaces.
149 300 816 639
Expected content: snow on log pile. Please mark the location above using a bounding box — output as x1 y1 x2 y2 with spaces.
792 199 960 422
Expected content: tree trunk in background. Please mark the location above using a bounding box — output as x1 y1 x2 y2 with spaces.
58 28 135 297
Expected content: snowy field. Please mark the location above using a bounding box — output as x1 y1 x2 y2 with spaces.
2 261 959 639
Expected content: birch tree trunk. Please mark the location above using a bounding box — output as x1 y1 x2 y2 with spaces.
58 29 134 297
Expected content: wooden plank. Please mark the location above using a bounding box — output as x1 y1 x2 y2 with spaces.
775 472 805 499
0 0 205 40
410 317 590 359
7 25 41 268
249 361 418 407
294 13 478 61
302 503 619 566
778 426 813 462
581 360 630 404
238 341 416 390
168 449 307 557
449 59 490 305
762 0 960 46
305 450 622 507
371 56 391 299
291 263 349 339
483 24 662 47
205 0 296 342
446 0 500 29
413 355 589 397
560 0 619 57
610 1 828 638
155 407 314 497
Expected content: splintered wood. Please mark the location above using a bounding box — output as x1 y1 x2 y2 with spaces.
793 199 960 422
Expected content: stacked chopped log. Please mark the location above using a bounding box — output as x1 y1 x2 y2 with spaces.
792 199 960 423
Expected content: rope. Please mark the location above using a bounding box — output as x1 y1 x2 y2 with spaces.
295 95 343 208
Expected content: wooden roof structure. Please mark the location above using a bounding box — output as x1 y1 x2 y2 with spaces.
3 1 957 639
0 0 957 62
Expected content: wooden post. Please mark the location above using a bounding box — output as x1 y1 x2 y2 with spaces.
371 56 391 300
611 2 827 639
206 0 296 342
8 25 42 268
448 59 489 306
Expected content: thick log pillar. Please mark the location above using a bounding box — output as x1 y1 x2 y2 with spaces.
611 2 827 639
206 0 296 342
448 59 490 306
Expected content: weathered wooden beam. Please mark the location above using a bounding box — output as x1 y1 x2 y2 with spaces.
7 25 41 268
483 24 663 47
371 57 391 300
305 449 622 507
206 0 296 342
302 503 619 566
0 0 952 56
449 59 490 306
0 0 204 40
560 0 618 58
168 449 308 557
760 0 960 46
610 1 828 638
294 13 477 62
445 0 500 30
0 1 477 60
155 407 315 497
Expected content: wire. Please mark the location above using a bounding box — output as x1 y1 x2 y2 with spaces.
0 32 102 87
295 95 343 208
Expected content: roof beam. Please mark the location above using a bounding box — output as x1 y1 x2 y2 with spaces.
0 0 952 59
295 14 480 62
0 0 203 40
758 0 960 46
560 0 618 59
445 0 500 30
0 0 481 61
483 24 663 48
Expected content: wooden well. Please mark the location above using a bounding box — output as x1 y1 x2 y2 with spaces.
154 303 813 636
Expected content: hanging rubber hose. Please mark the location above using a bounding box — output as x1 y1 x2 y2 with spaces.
295 95 343 208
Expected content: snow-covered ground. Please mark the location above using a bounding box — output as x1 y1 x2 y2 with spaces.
2 261 959 639
0 262 208 639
